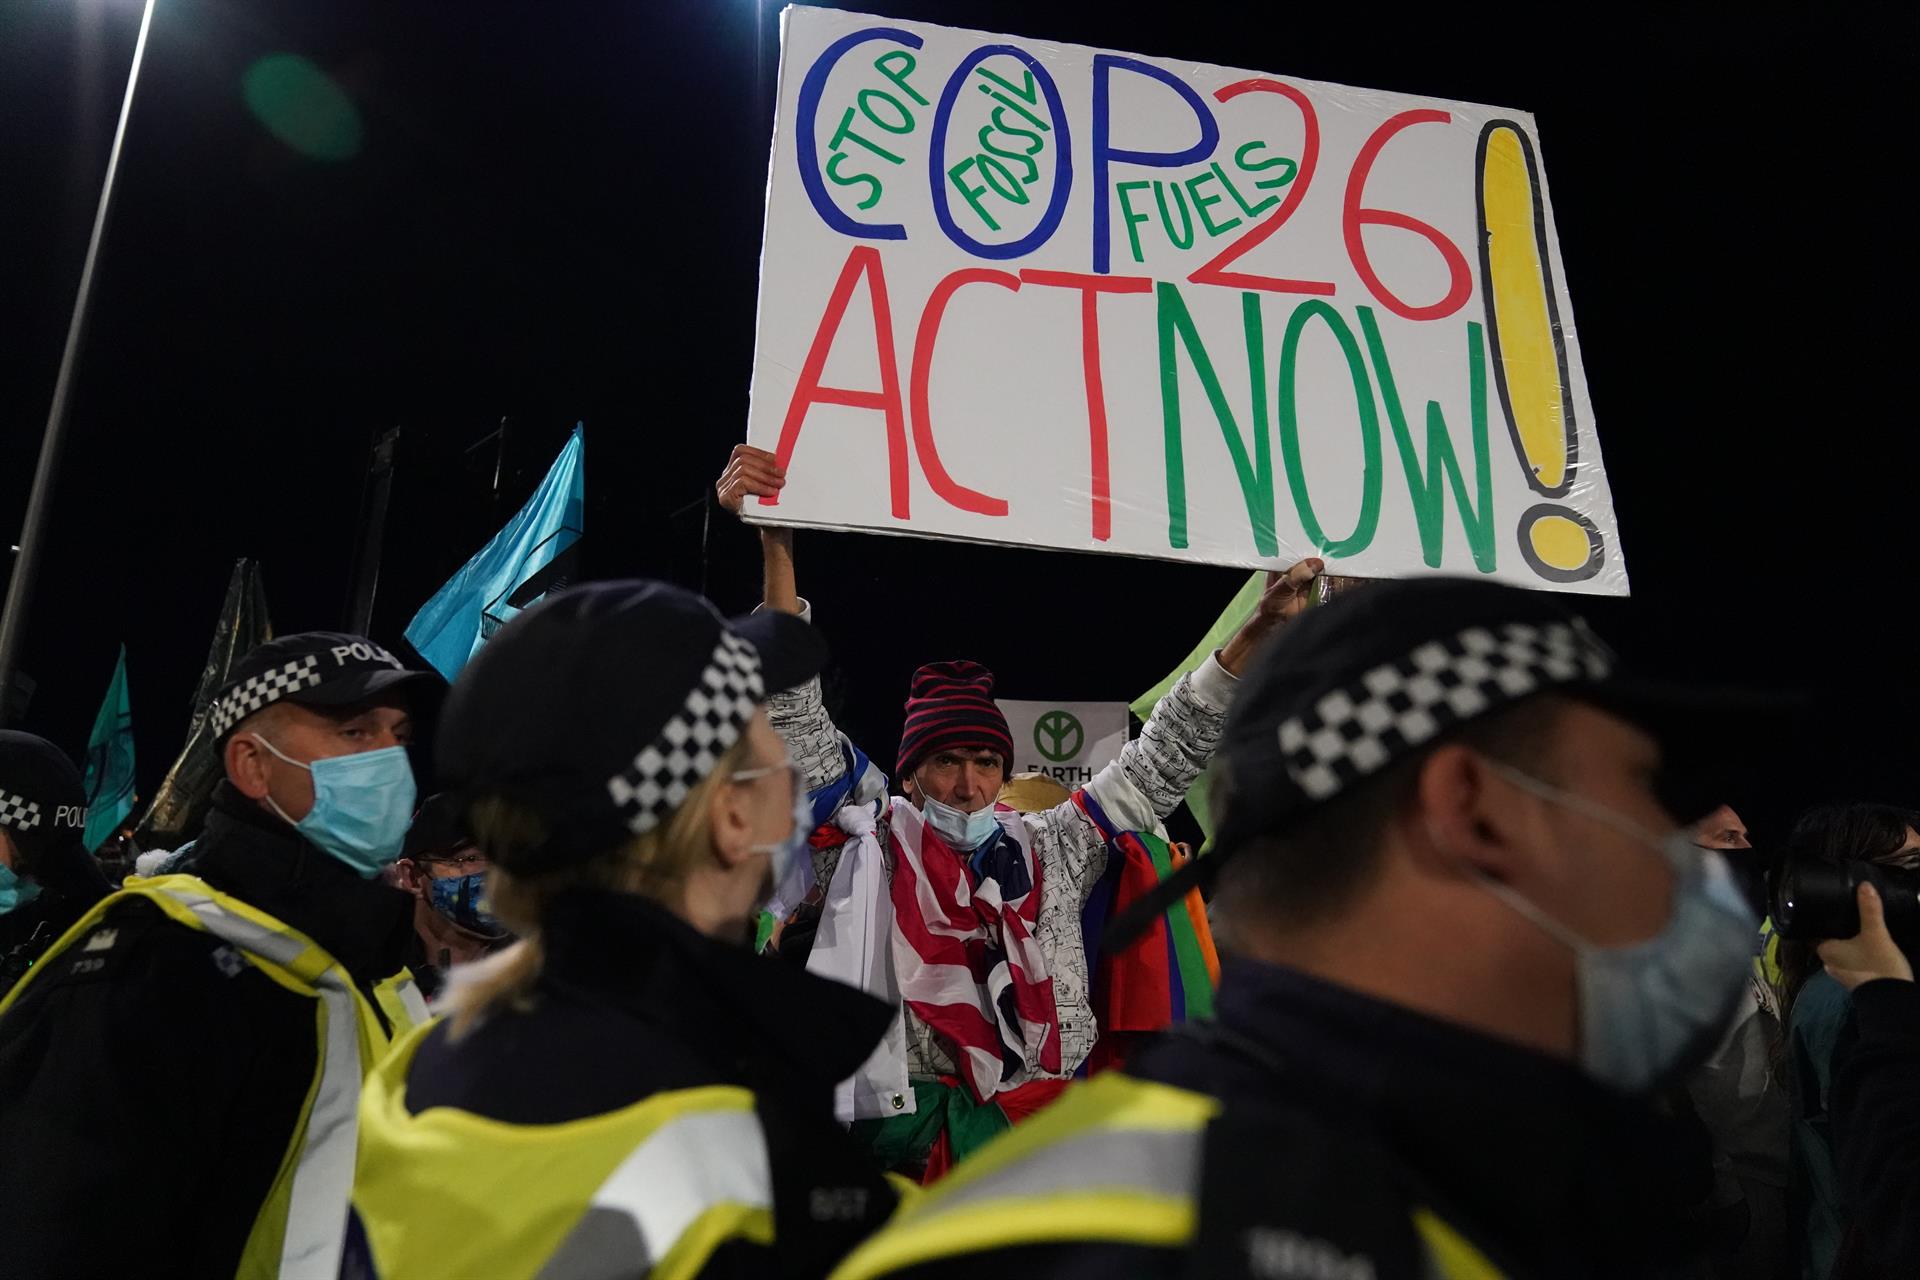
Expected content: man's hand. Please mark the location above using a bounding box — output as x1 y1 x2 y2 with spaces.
717 444 786 514
1818 882 1914 990
1219 558 1325 676
718 444 802 611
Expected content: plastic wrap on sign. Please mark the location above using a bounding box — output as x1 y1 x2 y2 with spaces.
746 8 1626 596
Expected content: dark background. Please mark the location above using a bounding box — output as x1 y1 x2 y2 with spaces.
2 1 1914 847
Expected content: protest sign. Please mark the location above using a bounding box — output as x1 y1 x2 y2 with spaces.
747 8 1625 594
996 699 1129 786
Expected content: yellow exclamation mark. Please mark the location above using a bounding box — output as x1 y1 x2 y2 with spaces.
1477 120 1604 583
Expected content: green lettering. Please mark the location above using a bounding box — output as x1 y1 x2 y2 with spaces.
1235 140 1298 190
1186 171 1240 236
1116 181 1153 264
975 66 1040 106
1154 180 1195 251
873 50 930 107
982 107 1046 175
974 153 1028 205
829 107 903 165
948 157 1002 231
976 80 1049 131
1212 160 1277 219
1156 283 1278 556
1358 308 1496 571
1276 301 1382 557
980 124 1040 184
857 88 914 134
826 151 883 209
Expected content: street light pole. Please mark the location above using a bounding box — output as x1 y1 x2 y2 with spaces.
0 0 160 725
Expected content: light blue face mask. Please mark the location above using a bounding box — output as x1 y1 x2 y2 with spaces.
252 735 419 879
734 758 811 889
1477 763 1758 1095
0 863 42 916
920 794 1002 852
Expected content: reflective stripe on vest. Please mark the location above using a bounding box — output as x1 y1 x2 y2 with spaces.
5 875 419 1280
356 1023 779 1280
829 1073 1214 1280
827 1072 1509 1280
535 1095 774 1280
1412 1208 1504 1280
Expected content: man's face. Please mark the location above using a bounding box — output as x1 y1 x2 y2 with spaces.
0 828 16 872
1490 702 1682 950
237 698 413 823
1693 804 1751 852
417 844 487 881
908 748 1006 813
1883 828 1920 872
398 842 489 904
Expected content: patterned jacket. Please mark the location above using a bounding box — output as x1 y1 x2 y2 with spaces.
768 601 1238 1082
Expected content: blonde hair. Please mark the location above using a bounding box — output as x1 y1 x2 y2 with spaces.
441 734 756 1038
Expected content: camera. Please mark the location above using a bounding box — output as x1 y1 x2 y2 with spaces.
1770 859 1920 953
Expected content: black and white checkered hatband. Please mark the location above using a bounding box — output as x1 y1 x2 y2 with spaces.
208 655 324 738
606 630 766 835
1278 620 1614 802
0 786 42 833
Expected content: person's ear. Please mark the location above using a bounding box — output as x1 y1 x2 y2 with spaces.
226 731 273 801
707 776 756 870
1412 746 1538 885
901 773 920 805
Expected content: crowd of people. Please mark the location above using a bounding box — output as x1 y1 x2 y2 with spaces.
0 443 1910 1278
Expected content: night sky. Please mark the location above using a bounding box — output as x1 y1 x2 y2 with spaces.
2 1 1914 848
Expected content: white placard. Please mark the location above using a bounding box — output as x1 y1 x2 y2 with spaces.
747 7 1625 594
997 699 1130 787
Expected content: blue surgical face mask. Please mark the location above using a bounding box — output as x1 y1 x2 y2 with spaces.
920 794 1003 852
427 872 507 937
1476 763 1757 1095
0 863 42 916
252 735 418 878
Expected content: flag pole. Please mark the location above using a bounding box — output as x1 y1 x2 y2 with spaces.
0 0 160 724
343 426 401 634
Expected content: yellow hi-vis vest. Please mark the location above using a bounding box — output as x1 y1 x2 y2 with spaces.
826 1071 1507 1280
352 1020 779 1279
0 873 428 1280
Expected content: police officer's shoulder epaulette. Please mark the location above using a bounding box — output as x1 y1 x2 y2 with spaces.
48 895 251 988
1185 1099 1428 1280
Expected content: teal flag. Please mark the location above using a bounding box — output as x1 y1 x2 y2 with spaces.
83 645 136 852
406 424 585 680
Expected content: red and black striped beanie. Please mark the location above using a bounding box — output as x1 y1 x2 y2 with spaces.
896 660 1014 779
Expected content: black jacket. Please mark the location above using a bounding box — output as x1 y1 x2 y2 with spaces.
1828 978 1920 1278
0 782 414 1280
0 843 110 998
383 888 900 1278
896 957 1714 1279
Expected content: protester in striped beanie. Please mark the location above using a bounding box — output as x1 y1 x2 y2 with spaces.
896 660 1015 779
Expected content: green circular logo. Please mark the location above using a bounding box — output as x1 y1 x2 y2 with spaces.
1033 710 1085 763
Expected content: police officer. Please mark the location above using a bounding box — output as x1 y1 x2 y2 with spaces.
0 730 111 995
828 578 1759 1280
0 632 439 1280
392 792 513 1000
347 581 899 1279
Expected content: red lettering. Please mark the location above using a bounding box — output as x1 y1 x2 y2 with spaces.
764 245 911 519
1187 79 1334 296
909 269 1021 517
1019 270 1154 541
1342 109 1473 322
